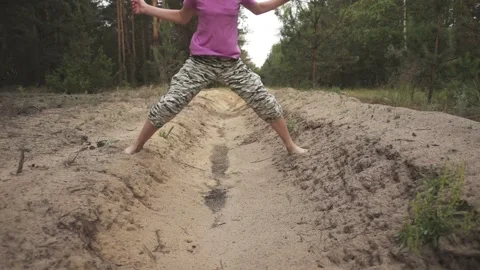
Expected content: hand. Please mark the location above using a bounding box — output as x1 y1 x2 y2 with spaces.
132 0 148 14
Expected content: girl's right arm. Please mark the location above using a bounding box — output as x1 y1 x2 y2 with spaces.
132 0 196 25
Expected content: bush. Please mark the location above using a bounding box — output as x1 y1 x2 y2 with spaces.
343 87 428 110
46 39 113 94
399 165 477 252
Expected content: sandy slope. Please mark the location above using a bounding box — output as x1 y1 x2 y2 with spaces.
0 88 479 269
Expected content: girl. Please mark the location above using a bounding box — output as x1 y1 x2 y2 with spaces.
126 0 307 155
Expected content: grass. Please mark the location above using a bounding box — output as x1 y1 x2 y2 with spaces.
158 126 174 139
338 86 480 121
399 164 478 252
286 118 298 135
341 87 434 111
272 85 479 120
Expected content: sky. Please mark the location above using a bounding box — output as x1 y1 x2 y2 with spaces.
243 10 282 68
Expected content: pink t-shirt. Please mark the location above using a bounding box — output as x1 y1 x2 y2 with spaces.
183 0 256 59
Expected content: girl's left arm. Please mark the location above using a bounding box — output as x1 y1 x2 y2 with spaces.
243 0 289 15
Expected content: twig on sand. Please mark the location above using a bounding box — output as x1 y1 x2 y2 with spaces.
65 146 88 166
251 157 271 164
16 148 30 174
153 230 169 254
212 222 226 228
59 207 82 219
143 244 156 262
165 126 174 138
180 226 190 235
67 186 89 194
154 230 162 252
172 158 205 171
37 240 58 248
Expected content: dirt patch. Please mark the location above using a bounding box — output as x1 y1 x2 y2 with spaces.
244 88 480 270
204 188 227 213
1 88 479 269
204 144 229 213
210 144 229 179
0 88 218 269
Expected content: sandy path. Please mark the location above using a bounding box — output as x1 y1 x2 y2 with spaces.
111 90 325 269
1 88 479 270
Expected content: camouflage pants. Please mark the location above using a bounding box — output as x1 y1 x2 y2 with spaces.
148 56 283 128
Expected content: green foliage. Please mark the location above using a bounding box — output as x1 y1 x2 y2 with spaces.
286 117 299 136
151 23 188 84
2 0 478 95
262 0 359 88
158 131 170 139
453 53 480 81
454 84 480 114
260 0 480 107
343 83 480 120
344 87 428 110
17 86 26 97
46 39 113 94
158 126 174 139
0 0 105 87
399 165 477 252
346 0 402 46
329 86 341 94
1 0 260 89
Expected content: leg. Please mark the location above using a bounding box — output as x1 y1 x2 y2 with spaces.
125 57 216 154
124 120 157 154
221 61 307 154
270 118 308 154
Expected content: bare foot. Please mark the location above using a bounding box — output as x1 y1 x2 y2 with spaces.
287 145 308 155
124 144 143 155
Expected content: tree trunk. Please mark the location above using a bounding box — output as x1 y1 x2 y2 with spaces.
312 20 319 88
121 1 127 82
141 24 147 83
428 15 441 104
152 0 159 46
116 0 128 83
131 13 136 85
116 0 123 83
403 0 407 51
123 7 133 84
312 49 317 88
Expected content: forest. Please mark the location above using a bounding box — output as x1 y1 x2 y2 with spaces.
261 0 480 118
1 0 479 117
0 0 255 90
